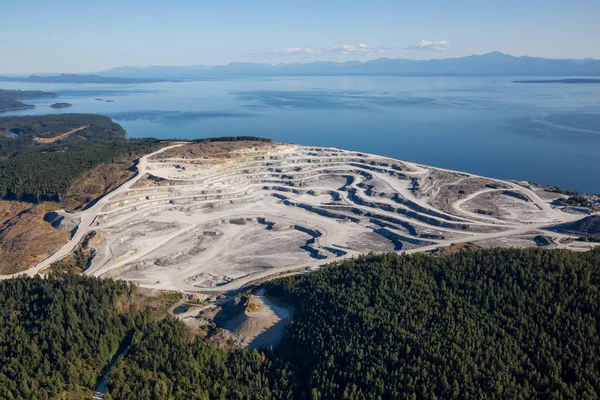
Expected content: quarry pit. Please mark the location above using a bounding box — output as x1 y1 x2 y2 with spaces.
4 140 593 292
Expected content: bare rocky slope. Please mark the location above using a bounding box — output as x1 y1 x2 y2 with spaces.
554 215 600 237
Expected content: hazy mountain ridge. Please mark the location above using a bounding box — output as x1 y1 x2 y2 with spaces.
1 53 598 83
99 52 600 79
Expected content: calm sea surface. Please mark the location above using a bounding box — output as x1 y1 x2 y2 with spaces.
2 77 599 193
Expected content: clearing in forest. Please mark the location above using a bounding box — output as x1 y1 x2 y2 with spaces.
34 125 89 143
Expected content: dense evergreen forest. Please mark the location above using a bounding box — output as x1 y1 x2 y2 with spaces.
1 248 599 399
0 275 289 400
0 114 163 202
0 275 138 399
108 318 294 400
267 248 600 399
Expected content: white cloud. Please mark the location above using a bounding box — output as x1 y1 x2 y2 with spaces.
408 40 452 52
255 43 384 58
267 46 319 55
324 44 376 56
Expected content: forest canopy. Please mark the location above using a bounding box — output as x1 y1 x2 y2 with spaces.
0 275 290 400
0 114 164 202
266 248 600 399
1 248 599 399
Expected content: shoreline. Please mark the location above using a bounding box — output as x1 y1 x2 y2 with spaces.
0 105 35 113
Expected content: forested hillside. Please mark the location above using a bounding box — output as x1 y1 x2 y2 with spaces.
0 114 163 202
267 248 600 399
0 275 137 399
0 275 288 400
108 318 294 399
1 248 599 399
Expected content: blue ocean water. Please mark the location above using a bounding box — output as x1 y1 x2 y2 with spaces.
2 76 599 193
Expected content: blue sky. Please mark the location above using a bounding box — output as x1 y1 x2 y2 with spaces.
1 0 599 73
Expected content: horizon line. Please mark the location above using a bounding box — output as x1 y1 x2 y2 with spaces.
2 51 599 76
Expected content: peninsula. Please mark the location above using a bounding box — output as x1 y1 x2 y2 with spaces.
0 89 56 112
514 78 600 84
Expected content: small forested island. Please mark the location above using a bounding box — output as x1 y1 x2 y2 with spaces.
0 89 56 112
49 102 72 108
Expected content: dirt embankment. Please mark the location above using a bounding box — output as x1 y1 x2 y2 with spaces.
0 157 139 274
0 201 69 274
62 160 137 210
433 242 482 256
215 289 293 350
117 287 183 320
553 215 600 239
42 232 99 275
153 140 284 161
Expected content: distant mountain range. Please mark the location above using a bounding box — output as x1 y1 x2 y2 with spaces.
1 53 599 83
99 52 600 79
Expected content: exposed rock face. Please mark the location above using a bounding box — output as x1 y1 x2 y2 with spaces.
63 160 136 210
533 235 553 247
77 142 582 293
556 216 600 237
0 201 68 274
216 289 292 349
44 210 81 236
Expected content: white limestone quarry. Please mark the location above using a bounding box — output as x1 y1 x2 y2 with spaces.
3 141 591 291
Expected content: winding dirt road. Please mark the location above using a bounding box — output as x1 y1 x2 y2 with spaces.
0 143 185 280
